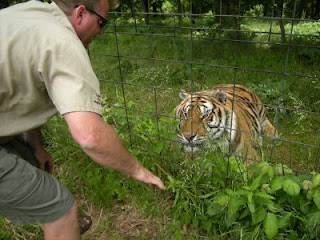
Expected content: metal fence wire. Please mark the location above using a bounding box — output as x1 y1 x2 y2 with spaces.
6 0 320 174
91 0 320 174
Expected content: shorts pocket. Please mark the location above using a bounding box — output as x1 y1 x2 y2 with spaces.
0 147 18 179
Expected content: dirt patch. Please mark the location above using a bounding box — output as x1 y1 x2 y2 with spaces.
78 196 167 240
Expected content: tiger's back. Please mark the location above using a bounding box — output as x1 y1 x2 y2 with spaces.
174 84 278 164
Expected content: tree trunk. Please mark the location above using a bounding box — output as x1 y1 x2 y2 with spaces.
229 0 239 40
152 1 157 18
312 0 320 18
299 0 307 18
142 0 149 24
263 0 268 16
263 0 274 17
177 0 182 24
276 0 286 43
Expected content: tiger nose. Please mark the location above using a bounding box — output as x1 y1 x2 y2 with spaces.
184 134 196 141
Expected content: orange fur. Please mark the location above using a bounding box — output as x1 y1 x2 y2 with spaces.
175 84 278 163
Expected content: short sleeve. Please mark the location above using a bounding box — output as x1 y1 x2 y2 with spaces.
39 38 102 116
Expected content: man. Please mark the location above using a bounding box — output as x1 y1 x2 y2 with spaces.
0 0 166 239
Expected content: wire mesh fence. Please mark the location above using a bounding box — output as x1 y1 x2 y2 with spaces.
89 0 320 174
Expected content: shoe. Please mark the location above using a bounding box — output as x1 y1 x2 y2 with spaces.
79 215 92 235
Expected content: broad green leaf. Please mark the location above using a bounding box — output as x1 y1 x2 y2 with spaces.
261 183 270 190
226 213 236 228
207 203 225 216
261 183 273 194
282 178 301 196
239 208 250 220
248 198 255 214
214 194 230 207
192 216 200 227
157 142 164 152
312 174 320 188
242 186 252 191
228 196 246 215
302 180 313 190
253 161 270 175
313 188 320 209
259 161 271 174
225 188 234 196
267 202 283 213
298 196 311 215
255 191 276 200
203 220 213 232
307 188 314 200
264 212 279 239
235 189 250 198
278 212 292 229
255 198 274 207
251 175 263 191
271 176 283 192
268 166 275 179
248 191 253 203
252 207 266 224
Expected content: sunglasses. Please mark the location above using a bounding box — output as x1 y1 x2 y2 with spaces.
86 8 108 28
74 5 108 28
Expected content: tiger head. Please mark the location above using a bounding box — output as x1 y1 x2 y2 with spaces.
174 89 234 152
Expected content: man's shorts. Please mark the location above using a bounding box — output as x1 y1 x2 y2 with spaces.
0 137 75 225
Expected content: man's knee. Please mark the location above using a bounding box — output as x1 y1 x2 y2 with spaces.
42 200 78 227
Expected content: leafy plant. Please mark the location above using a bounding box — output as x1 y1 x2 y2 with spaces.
166 151 320 239
290 21 320 44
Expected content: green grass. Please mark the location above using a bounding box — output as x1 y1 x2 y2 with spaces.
2 17 320 239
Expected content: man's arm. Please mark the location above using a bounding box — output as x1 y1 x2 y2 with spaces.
63 111 165 190
24 127 54 173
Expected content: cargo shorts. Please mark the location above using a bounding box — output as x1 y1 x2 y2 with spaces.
0 137 74 225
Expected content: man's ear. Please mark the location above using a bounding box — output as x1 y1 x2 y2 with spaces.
73 5 86 25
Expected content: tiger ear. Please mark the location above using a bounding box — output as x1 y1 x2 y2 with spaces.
179 90 190 100
214 89 227 105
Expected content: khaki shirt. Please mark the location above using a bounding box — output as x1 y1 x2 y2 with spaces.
0 0 102 137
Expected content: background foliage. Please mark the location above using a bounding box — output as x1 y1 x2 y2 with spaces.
1 0 320 239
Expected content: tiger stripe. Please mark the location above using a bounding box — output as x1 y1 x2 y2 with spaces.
174 84 278 164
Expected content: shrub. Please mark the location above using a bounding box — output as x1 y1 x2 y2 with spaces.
167 150 320 239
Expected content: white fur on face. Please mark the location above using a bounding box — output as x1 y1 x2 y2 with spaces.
177 98 237 151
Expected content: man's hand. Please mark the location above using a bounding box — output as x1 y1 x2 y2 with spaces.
25 127 54 174
129 165 166 190
33 147 54 174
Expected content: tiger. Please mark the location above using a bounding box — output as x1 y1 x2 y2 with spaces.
174 84 278 164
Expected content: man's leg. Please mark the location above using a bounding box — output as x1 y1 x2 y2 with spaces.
41 201 80 240
0 141 79 238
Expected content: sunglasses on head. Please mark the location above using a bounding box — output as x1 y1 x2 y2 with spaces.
74 5 108 28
